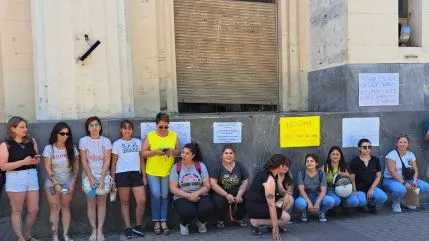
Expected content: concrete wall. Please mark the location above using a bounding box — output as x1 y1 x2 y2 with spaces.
1 112 429 237
309 0 347 71
308 63 429 112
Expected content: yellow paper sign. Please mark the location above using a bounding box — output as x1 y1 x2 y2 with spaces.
280 116 320 147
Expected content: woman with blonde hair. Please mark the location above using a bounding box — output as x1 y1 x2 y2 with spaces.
0 116 40 241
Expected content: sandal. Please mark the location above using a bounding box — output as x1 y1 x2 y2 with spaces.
88 234 97 241
52 231 59 241
161 221 171 235
233 219 248 227
250 223 262 235
154 222 162 235
63 234 74 241
26 237 39 241
216 220 225 229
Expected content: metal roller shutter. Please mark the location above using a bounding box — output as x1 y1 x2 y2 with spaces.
174 0 278 105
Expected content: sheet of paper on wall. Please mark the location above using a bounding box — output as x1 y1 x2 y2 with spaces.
359 73 399 106
140 122 191 149
213 122 242 143
342 117 380 148
280 116 320 148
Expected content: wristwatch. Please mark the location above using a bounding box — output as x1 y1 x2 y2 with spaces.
402 181 407 185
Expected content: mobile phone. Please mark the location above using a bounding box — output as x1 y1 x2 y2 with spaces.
162 148 169 153
34 154 41 159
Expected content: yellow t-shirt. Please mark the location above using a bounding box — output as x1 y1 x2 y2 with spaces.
145 130 178 177
326 167 340 186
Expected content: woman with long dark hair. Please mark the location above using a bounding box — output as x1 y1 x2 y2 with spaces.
322 146 365 213
43 122 79 241
0 116 40 241
169 143 213 235
245 154 291 241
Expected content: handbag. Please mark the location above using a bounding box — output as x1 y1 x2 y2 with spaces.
82 171 112 196
396 149 415 180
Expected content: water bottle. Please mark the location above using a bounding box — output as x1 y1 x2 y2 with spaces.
110 187 117 202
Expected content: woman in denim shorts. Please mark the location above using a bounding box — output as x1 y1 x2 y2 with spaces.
43 122 79 241
0 116 40 241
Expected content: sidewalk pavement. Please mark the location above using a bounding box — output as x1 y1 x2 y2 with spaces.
2 204 429 241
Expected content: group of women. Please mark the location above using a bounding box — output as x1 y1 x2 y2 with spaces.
0 113 429 241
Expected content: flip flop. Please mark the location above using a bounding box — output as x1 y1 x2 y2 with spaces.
88 234 96 241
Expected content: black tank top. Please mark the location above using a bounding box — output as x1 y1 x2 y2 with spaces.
246 170 278 204
6 139 37 171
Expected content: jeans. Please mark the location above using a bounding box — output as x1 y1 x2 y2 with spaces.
383 178 429 202
173 195 214 225
147 175 169 221
294 193 335 213
327 190 366 207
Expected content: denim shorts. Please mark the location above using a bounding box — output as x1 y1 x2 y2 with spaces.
6 168 39 192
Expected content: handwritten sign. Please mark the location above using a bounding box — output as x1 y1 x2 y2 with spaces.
213 122 242 143
359 73 399 106
342 117 379 148
140 122 191 148
280 116 320 147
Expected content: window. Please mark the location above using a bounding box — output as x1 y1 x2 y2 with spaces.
398 0 409 19
398 0 422 47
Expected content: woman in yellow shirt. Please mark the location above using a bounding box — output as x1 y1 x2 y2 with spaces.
142 113 180 235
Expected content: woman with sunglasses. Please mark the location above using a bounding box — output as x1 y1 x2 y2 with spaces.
383 135 429 213
111 120 147 239
349 138 387 214
142 113 180 235
210 144 249 228
43 122 79 241
0 116 40 241
79 116 112 241
322 146 365 214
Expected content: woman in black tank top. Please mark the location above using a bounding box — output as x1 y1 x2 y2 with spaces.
0 116 40 241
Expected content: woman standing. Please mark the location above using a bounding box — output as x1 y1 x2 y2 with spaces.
210 144 249 228
294 154 335 222
384 135 429 212
322 146 365 212
79 116 112 241
111 120 147 239
43 122 79 241
169 143 213 235
142 113 180 235
0 116 40 241
245 154 290 241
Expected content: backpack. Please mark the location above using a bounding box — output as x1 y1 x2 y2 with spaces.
176 160 202 175
301 169 324 183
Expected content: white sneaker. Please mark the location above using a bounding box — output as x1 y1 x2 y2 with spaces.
406 204 417 210
180 223 189 235
392 201 402 213
196 220 207 233
318 212 327 222
300 211 307 222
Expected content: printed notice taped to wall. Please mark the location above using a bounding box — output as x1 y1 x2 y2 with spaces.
280 116 320 148
213 122 242 143
141 122 191 149
359 73 399 106
342 117 379 148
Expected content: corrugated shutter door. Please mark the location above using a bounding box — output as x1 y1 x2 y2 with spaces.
174 0 278 105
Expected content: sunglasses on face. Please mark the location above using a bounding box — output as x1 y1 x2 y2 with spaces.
58 132 69 136
158 126 169 130
360 145 372 150
88 124 101 129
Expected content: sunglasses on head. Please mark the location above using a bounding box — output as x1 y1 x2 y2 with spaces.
158 126 169 130
58 132 69 136
360 145 372 150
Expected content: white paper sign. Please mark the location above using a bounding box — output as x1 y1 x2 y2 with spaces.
140 122 191 148
342 117 380 148
213 122 242 144
359 73 399 106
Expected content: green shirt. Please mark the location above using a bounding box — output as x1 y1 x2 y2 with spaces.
326 167 340 186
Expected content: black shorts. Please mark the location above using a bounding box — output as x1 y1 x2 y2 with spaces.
115 171 144 188
246 202 282 219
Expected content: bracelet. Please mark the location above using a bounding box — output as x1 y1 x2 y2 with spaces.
402 181 407 185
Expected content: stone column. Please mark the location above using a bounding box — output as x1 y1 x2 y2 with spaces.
31 0 134 120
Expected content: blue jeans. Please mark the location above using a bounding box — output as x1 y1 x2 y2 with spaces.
295 193 335 213
147 175 169 221
327 190 366 207
383 178 429 202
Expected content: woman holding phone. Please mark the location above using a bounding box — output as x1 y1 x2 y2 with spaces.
142 113 180 235
0 116 40 241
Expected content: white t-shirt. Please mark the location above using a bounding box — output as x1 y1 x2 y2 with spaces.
42 144 79 187
384 150 416 179
112 138 142 173
79 136 112 174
